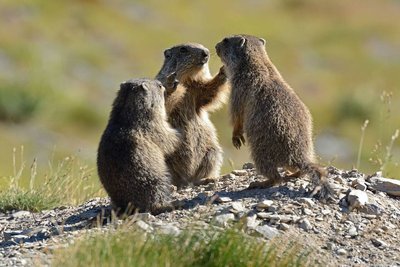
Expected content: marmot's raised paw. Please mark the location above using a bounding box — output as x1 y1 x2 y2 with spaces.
165 72 179 91
217 66 227 81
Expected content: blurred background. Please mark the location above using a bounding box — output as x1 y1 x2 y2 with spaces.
1 0 399 192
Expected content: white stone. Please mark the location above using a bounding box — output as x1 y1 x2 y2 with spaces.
11 211 31 219
245 214 259 229
214 213 235 227
347 190 369 210
158 224 181 236
255 225 280 239
231 202 245 212
298 218 313 231
217 196 232 203
135 220 151 231
256 200 274 209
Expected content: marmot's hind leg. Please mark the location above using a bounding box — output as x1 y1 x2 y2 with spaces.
248 167 282 189
283 165 302 179
192 147 222 186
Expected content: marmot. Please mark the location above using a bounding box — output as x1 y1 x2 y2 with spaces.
97 78 181 214
215 34 333 199
155 43 228 187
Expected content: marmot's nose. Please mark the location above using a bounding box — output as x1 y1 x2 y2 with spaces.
202 50 210 59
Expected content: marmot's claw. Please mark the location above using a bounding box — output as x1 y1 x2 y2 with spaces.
232 136 242 149
240 135 246 145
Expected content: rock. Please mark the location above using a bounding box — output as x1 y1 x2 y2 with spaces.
256 212 271 219
347 190 369 210
11 211 32 219
302 208 313 216
135 220 151 231
321 209 331 215
242 162 255 169
230 202 245 213
256 200 274 209
215 196 232 203
348 226 358 237
4 230 25 241
278 215 296 223
333 176 345 184
298 218 313 231
231 170 248 176
214 213 235 227
351 178 367 191
326 242 336 251
267 206 278 213
359 204 384 216
158 224 181 236
278 223 290 231
245 214 259 229
368 176 400 197
371 238 387 248
254 225 280 239
298 198 315 207
336 248 347 255
134 213 156 221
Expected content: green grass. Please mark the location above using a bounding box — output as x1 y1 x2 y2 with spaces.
53 226 315 267
0 147 102 212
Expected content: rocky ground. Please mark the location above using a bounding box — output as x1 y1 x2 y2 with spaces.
1 165 400 267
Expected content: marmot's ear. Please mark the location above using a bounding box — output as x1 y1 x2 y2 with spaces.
120 80 130 90
239 37 246 47
141 82 150 91
259 38 266 46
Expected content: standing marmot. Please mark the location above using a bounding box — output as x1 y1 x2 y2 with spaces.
97 78 181 214
155 43 228 187
216 34 333 198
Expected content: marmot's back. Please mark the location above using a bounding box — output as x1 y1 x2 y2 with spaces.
97 79 180 214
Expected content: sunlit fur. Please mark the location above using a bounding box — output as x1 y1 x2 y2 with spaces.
97 79 181 214
156 43 229 187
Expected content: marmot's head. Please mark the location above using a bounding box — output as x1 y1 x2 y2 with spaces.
216 34 266 75
161 43 211 82
111 79 166 125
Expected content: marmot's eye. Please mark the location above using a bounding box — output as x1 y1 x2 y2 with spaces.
179 47 188 53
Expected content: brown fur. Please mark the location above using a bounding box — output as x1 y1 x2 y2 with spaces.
97 79 181 214
155 43 228 187
215 34 333 199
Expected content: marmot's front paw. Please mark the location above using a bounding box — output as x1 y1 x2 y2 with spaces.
232 133 245 149
165 72 179 91
218 66 227 81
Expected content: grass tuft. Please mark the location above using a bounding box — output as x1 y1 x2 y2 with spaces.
0 146 101 212
53 226 315 267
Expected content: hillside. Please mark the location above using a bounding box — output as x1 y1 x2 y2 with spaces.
0 0 399 192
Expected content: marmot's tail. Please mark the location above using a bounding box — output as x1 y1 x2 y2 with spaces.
301 163 335 201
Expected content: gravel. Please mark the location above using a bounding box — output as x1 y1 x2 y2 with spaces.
0 166 399 266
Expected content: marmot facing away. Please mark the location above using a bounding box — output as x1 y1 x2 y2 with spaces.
155 43 228 187
216 34 333 199
97 79 181 214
